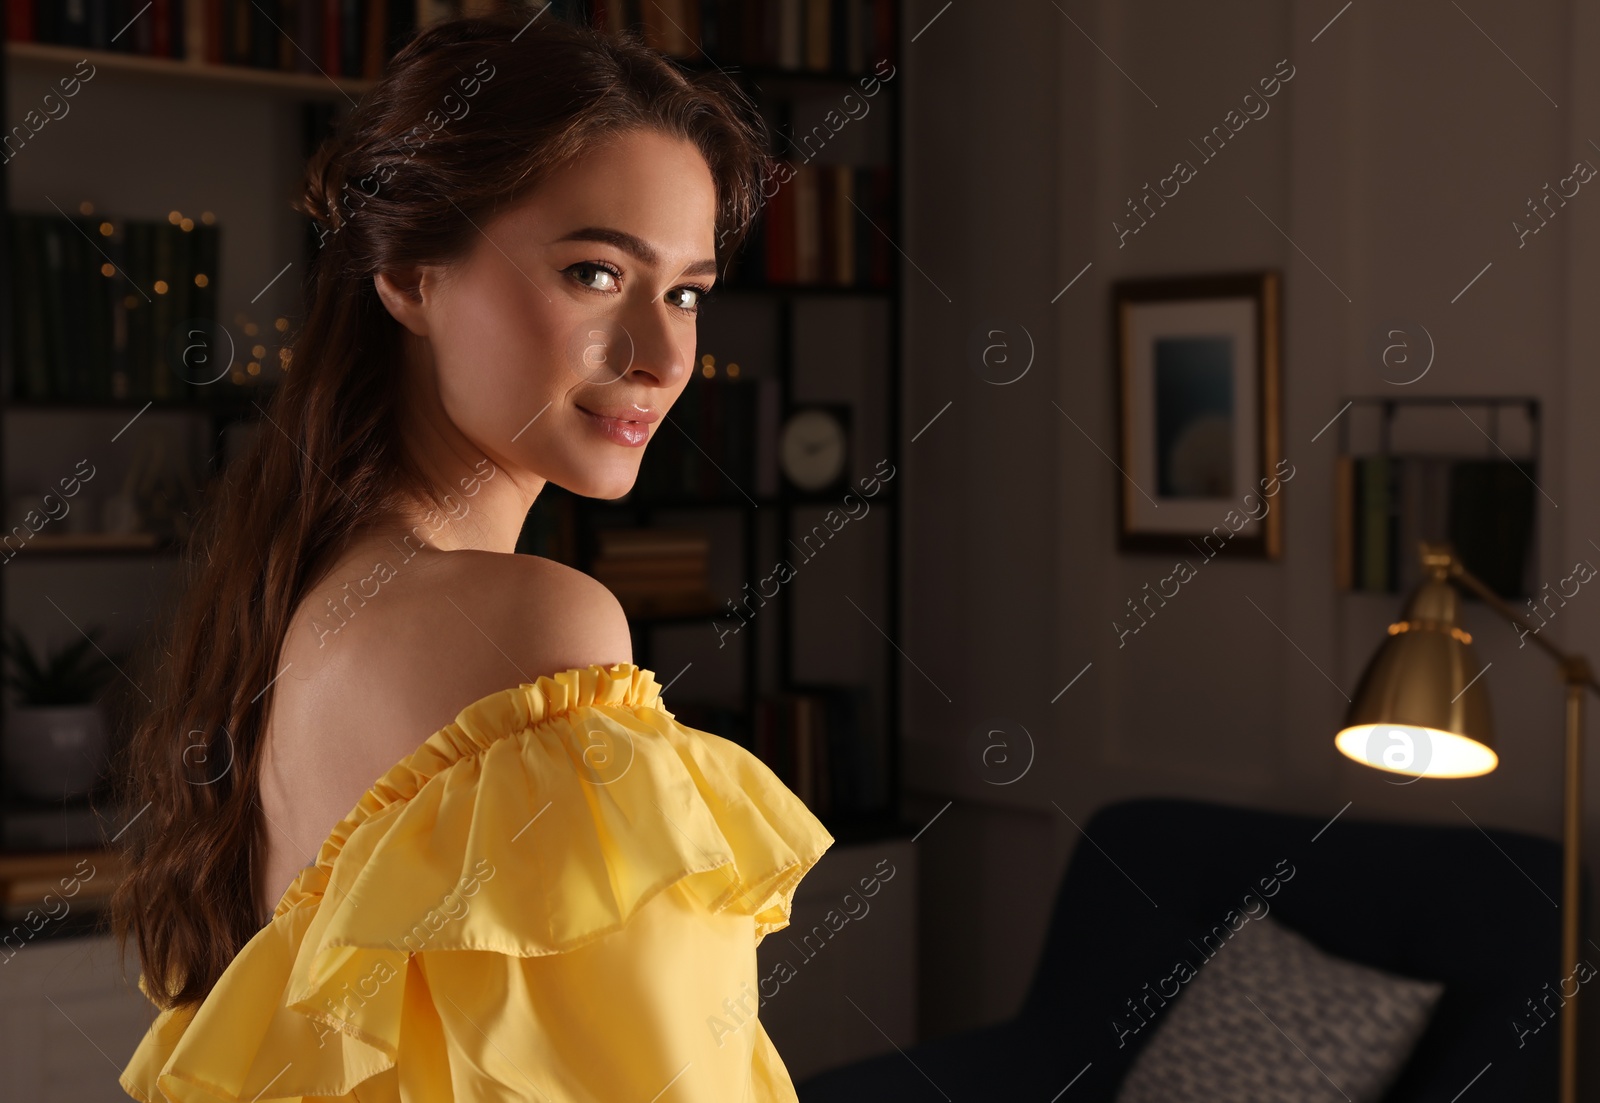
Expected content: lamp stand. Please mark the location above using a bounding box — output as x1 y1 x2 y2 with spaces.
1562 672 1587 1103
1442 551 1599 1103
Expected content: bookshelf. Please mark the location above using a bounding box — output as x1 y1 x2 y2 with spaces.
0 0 910 930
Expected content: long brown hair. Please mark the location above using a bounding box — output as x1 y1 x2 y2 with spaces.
107 11 769 1011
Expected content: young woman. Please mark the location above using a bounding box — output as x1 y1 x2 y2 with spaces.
110 13 833 1101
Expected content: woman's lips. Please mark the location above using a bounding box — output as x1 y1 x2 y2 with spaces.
577 405 657 448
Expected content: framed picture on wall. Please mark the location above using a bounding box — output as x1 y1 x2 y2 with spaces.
1112 271 1285 558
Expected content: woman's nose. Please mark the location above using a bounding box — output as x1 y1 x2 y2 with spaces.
618 296 689 389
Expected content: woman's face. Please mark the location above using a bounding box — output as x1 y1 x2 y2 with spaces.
384 127 720 500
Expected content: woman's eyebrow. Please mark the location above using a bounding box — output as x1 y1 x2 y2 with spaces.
555 226 717 278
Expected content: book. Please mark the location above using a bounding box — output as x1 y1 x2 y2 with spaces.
1360 456 1393 593
1448 461 1536 600
751 684 874 816
795 165 821 282
804 0 829 69
6 209 222 402
1334 453 1353 589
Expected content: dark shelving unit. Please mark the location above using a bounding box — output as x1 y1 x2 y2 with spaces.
519 5 909 842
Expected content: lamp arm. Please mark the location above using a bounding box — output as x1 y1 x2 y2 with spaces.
1446 559 1600 696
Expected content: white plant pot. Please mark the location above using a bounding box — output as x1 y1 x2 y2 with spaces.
4 704 109 801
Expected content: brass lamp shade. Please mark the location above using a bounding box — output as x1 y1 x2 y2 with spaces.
1334 573 1499 779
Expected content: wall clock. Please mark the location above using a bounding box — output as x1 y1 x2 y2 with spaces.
778 405 850 494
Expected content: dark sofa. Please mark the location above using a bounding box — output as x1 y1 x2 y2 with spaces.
798 797 1565 1102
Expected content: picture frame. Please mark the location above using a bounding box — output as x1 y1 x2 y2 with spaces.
1111 272 1284 559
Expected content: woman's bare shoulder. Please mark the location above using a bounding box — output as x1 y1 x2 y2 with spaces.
278 546 631 735
261 547 631 882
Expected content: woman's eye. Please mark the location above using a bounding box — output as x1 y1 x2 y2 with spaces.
568 262 619 292
665 286 704 311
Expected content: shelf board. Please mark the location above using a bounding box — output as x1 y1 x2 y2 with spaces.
6 532 174 557
0 844 116 885
5 41 374 100
618 594 722 621
717 283 893 299
3 395 262 416
819 812 923 846
577 489 898 511
676 58 900 90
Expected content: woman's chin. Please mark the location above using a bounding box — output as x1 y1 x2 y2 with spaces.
563 467 641 501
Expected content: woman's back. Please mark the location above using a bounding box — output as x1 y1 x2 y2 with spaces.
256 531 632 920
127 565 833 1100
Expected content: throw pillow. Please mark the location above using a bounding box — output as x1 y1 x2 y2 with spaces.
1115 914 1444 1103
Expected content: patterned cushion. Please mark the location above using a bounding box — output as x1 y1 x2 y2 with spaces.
1115 915 1444 1103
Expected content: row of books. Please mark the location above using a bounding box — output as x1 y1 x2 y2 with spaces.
571 0 898 72
1335 455 1535 599
667 689 886 819
5 1 419 80
751 685 880 818
736 164 894 288
587 527 713 616
7 210 222 403
633 375 784 501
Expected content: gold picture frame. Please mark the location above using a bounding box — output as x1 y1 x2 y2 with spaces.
1113 272 1284 558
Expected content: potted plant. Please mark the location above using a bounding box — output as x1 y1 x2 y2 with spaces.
1 625 118 801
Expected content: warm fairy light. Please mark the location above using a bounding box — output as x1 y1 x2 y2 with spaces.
100 263 115 277
168 210 182 224
194 273 209 288
231 368 247 384
244 322 259 336
180 218 194 232
78 201 94 215
701 354 714 366
252 344 266 358
247 361 261 375
275 317 289 332
702 363 715 377
201 211 216 224
98 221 113 236
154 280 169 294
727 362 740 377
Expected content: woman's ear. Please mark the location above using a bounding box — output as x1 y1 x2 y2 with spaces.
374 265 433 336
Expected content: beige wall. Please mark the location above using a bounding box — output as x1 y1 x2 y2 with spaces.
900 0 1600 1075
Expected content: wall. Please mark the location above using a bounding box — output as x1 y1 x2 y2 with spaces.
900 0 1600 1077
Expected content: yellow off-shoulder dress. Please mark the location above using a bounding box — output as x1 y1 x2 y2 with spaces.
119 662 836 1103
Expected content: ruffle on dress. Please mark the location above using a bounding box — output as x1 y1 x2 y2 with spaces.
119 662 835 1102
